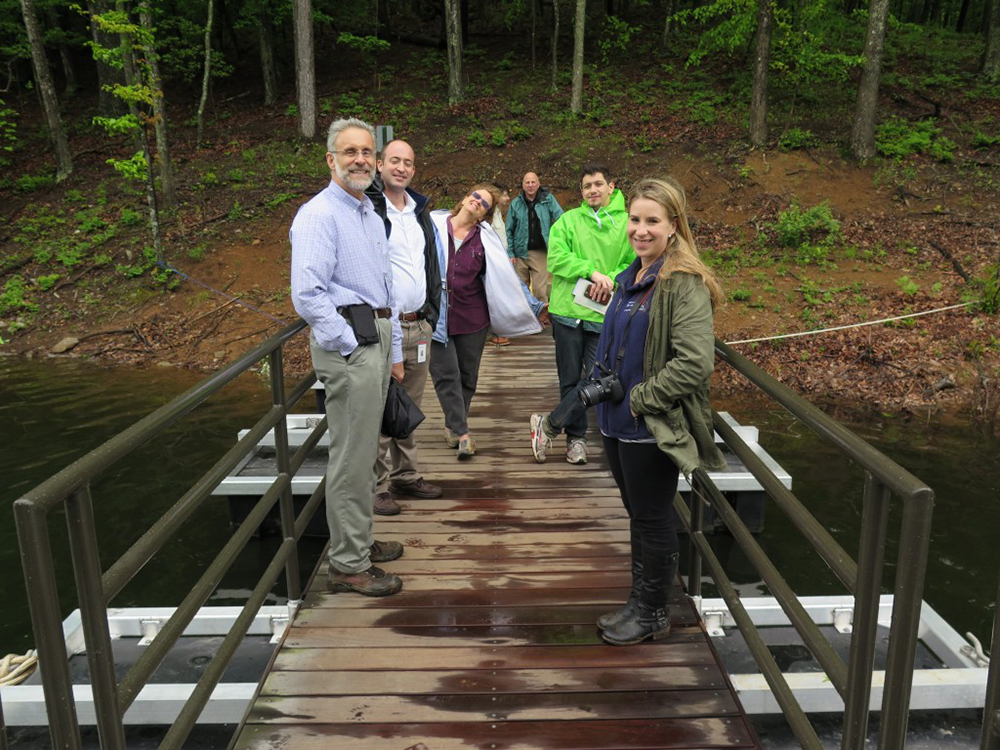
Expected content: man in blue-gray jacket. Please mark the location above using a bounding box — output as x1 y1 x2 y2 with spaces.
505 171 563 302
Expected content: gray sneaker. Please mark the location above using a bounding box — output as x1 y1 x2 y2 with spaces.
530 413 552 463
566 439 588 465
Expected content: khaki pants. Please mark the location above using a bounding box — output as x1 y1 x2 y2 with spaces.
376 318 432 492
514 257 531 288
310 318 392 574
526 249 550 302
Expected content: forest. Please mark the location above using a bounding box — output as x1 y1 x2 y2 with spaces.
1 0 999 420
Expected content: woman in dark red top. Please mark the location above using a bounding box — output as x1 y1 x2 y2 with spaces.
429 184 501 459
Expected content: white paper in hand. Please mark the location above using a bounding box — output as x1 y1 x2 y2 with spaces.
573 277 610 315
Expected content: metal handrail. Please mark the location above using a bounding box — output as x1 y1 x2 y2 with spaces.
678 337 937 750
981 573 1000 750
13 319 319 749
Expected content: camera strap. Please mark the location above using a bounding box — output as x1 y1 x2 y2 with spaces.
603 281 657 373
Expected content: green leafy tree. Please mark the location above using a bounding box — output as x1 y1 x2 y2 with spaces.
87 1 168 259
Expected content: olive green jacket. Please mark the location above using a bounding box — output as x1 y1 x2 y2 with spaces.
629 272 727 478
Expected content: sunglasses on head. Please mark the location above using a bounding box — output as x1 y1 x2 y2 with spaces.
471 191 492 211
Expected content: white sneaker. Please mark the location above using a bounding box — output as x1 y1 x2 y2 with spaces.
566 439 588 465
530 413 551 463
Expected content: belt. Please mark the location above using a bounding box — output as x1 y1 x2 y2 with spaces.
399 311 423 322
337 305 392 319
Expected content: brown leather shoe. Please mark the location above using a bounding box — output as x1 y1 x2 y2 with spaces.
390 477 443 498
370 539 403 563
373 491 400 516
326 566 402 596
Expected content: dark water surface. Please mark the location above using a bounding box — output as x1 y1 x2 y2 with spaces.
0 356 323 653
2 356 998 658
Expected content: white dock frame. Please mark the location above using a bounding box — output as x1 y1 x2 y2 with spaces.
695 594 989 714
0 605 296 726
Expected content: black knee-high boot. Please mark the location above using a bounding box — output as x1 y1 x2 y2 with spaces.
596 526 642 631
602 547 678 646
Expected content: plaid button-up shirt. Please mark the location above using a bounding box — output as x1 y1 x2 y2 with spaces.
290 179 402 361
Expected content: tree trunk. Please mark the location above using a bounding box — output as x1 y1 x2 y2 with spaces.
551 0 560 92
662 0 677 46
850 0 891 159
570 0 585 113
19 0 72 180
292 0 316 138
984 0 1000 79
196 0 214 146
259 11 278 105
139 1 177 210
749 0 773 147
88 0 123 115
46 7 77 94
956 0 971 30
531 0 536 68
444 0 464 104
118 0 162 262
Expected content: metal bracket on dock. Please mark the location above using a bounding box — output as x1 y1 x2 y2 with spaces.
269 614 289 644
138 619 162 646
832 607 854 634
703 610 727 637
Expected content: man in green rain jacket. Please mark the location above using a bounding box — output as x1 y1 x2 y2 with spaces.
530 164 635 465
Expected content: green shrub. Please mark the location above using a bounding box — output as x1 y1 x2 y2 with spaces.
876 116 956 162
895 275 919 296
197 171 220 190
15 173 55 192
490 127 507 147
36 274 61 291
119 208 142 226
770 202 840 249
730 288 752 302
971 131 1000 149
0 276 36 314
964 264 1000 315
778 128 818 152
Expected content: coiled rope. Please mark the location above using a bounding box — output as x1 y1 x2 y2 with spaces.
0 649 38 685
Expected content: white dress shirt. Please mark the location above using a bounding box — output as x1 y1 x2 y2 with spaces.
385 192 427 315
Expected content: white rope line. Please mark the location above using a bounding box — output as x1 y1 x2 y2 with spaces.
725 302 972 345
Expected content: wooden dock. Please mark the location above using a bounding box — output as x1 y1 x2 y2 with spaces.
232 332 760 749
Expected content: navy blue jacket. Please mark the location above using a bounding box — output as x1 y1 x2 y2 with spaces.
595 257 663 441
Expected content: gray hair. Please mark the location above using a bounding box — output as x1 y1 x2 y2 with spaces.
327 118 376 153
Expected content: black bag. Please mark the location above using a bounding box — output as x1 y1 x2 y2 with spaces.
381 378 425 439
340 304 380 345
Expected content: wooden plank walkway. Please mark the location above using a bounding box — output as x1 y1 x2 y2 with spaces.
232 332 761 749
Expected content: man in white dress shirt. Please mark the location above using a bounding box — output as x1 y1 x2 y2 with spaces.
365 140 443 516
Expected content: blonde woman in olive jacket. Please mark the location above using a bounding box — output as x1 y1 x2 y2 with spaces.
594 177 725 646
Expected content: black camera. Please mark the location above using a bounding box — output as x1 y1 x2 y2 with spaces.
579 371 625 408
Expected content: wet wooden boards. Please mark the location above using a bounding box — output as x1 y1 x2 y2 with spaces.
231 333 760 749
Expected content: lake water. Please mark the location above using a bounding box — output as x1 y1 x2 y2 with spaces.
1 356 998 659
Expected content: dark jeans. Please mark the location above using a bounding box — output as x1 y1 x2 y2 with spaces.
602 436 681 554
547 321 601 441
429 328 489 436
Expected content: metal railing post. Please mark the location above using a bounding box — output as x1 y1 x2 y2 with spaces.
0 690 8 750
269 348 301 601
64 485 127 749
842 472 891 750
12 501 82 750
878 494 935 750
980 572 1000 750
687 481 704 601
